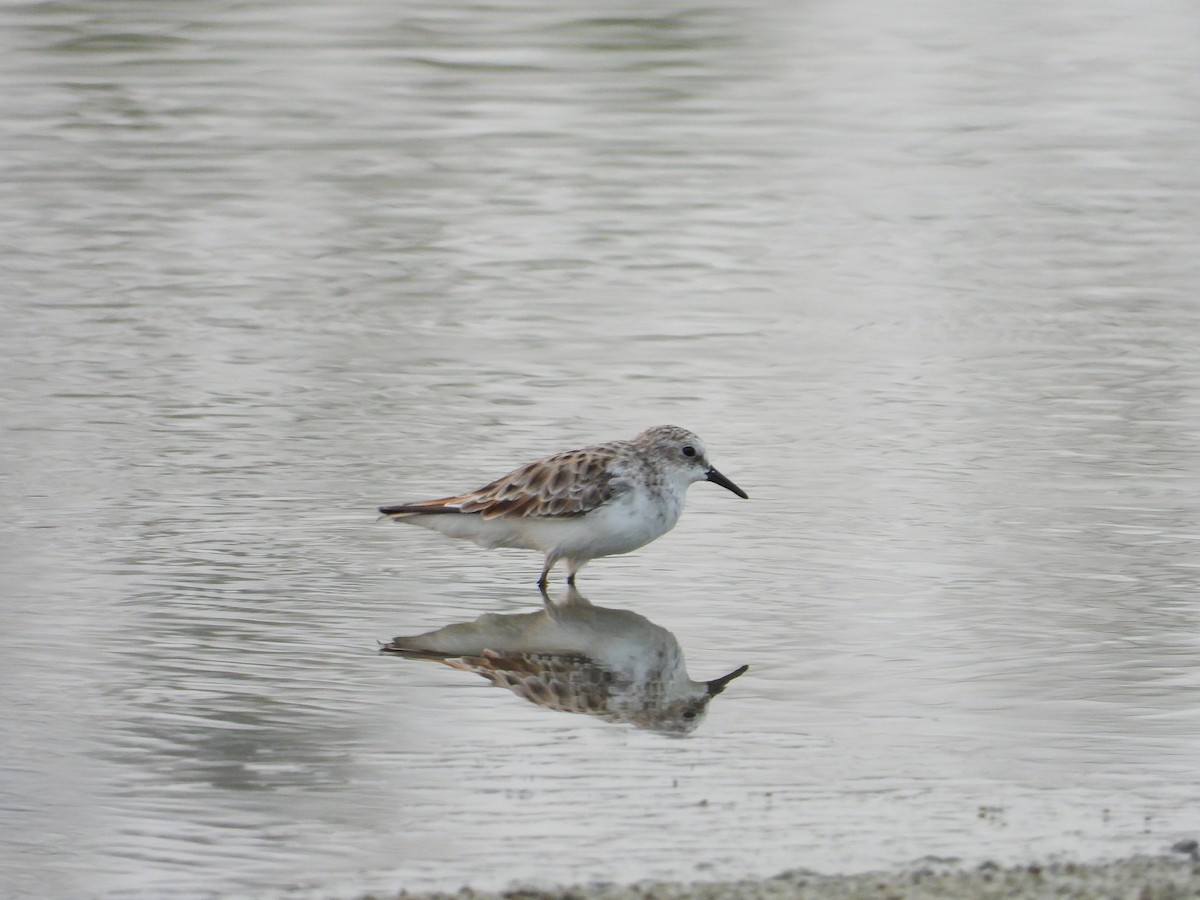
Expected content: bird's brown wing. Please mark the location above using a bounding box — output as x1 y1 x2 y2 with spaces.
379 445 625 520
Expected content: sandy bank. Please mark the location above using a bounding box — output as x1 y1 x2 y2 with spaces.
374 852 1199 900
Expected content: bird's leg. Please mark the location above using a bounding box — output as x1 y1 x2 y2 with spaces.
537 554 557 589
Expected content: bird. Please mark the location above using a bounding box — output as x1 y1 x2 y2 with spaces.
378 425 747 587
380 586 748 734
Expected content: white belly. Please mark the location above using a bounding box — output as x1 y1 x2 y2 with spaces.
403 487 684 562
521 488 683 560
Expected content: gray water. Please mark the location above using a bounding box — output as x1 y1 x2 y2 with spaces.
3 0 1200 897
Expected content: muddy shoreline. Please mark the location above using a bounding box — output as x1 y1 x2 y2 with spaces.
370 852 1199 899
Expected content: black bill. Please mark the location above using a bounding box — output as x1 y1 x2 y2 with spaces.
706 466 749 499
706 664 750 696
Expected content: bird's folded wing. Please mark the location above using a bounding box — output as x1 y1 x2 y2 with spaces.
449 649 618 715
411 447 625 519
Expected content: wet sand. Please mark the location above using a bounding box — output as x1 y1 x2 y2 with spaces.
375 853 1199 899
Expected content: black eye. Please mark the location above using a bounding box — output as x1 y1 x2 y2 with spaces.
682 445 696 458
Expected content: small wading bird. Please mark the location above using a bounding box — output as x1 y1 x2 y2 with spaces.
378 425 748 586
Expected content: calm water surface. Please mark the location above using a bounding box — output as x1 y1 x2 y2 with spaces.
2 1 1199 898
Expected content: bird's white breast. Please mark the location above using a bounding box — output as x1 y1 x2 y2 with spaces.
521 477 686 560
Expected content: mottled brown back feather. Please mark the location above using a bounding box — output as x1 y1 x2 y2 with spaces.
380 440 634 521
454 445 624 518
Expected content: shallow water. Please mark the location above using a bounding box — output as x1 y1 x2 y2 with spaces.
2 0 1200 897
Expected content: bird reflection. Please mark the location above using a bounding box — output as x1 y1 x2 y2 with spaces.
380 587 747 734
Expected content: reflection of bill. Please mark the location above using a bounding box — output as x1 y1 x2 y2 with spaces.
381 587 748 735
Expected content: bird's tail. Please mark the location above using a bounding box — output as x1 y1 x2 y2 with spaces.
378 497 466 518
378 637 450 660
